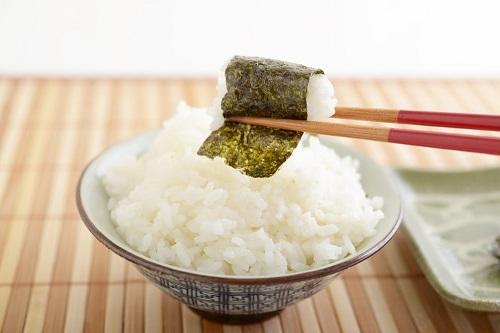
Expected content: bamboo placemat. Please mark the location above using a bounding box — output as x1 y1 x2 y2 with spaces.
0 78 499 333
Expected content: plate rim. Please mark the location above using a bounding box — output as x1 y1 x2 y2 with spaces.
395 167 500 312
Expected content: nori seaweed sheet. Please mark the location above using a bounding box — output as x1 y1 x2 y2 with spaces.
198 56 322 178
198 122 303 178
222 56 323 120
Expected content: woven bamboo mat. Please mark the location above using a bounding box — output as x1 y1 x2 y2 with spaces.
0 78 499 333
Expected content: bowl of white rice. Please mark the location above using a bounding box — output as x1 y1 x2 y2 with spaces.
76 103 402 323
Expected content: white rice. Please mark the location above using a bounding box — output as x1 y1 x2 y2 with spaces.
306 74 337 120
101 102 384 276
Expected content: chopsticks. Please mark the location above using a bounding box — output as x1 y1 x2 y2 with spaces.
334 106 500 131
226 116 500 156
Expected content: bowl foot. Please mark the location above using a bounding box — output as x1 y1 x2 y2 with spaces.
189 307 282 324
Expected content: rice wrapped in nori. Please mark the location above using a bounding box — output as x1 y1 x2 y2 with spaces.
199 56 336 178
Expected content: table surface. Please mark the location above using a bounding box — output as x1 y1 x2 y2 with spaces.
0 78 499 333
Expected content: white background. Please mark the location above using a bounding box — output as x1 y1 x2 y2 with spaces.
0 0 499 77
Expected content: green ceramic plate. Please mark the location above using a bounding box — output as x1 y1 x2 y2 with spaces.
394 167 500 312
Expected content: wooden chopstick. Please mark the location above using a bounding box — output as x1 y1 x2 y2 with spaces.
334 106 500 131
226 116 500 155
